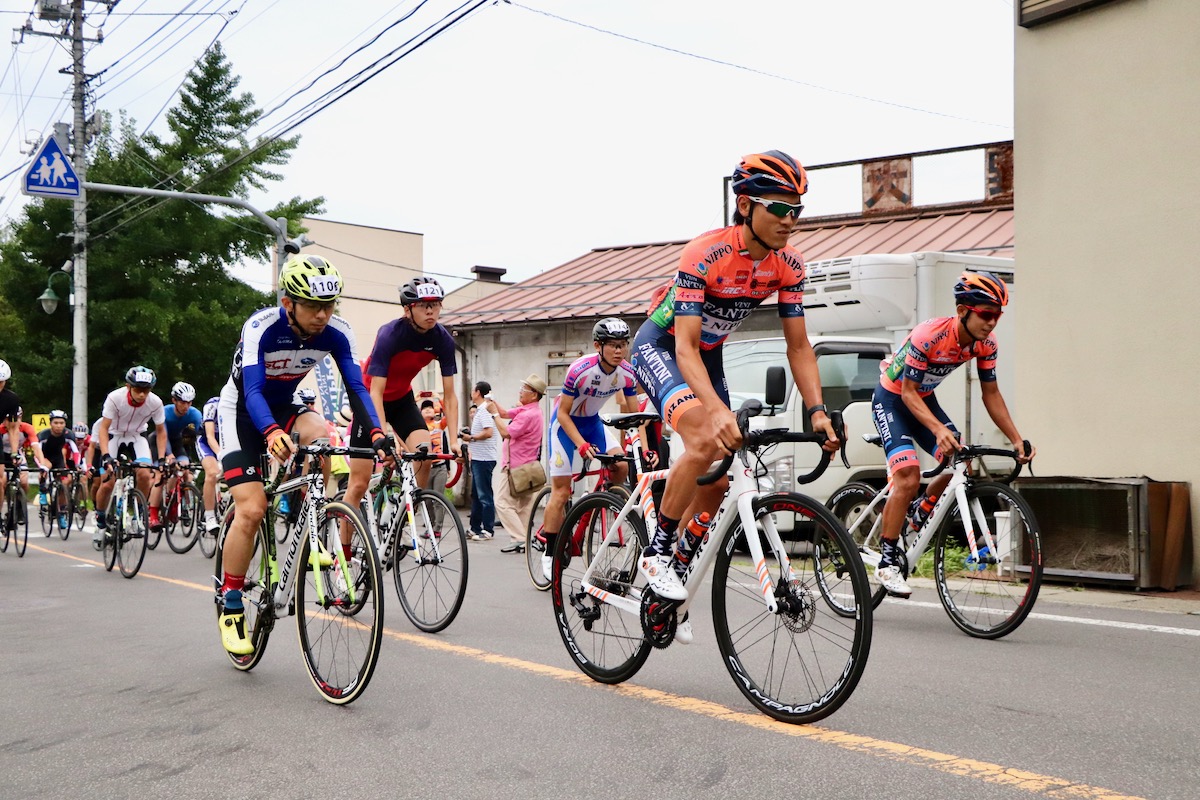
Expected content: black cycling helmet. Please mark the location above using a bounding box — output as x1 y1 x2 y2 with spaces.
592 317 631 343
400 277 445 306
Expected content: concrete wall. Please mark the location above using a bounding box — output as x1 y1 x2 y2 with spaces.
1015 0 1200 583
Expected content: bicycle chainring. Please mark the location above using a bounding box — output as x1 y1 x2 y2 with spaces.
640 591 679 649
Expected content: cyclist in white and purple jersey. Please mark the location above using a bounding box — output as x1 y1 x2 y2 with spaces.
215 255 395 657
539 318 640 581
197 395 222 535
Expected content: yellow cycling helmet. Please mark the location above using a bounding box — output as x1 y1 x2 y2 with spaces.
279 255 343 302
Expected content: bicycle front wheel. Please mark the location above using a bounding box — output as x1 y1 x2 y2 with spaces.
40 492 54 537
933 481 1043 639
551 492 651 684
392 490 468 633
165 484 201 554
296 500 383 705
13 490 28 557
525 487 553 591
712 492 872 725
102 495 118 571
117 489 149 578
72 481 88 531
0 501 9 553
214 507 273 671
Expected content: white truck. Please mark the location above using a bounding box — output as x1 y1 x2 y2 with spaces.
715 251 1017 506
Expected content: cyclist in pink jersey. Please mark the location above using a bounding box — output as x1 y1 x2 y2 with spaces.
631 150 838 616
870 271 1035 597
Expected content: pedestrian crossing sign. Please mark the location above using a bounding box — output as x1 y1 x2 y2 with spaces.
23 136 80 198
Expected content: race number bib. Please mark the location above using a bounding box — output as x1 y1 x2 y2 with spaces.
308 275 341 297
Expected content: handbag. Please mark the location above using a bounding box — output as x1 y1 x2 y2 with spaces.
508 460 547 494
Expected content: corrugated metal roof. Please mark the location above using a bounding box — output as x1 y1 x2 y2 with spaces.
445 203 1013 328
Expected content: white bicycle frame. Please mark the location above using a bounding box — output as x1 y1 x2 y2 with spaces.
846 460 1010 576
577 455 798 619
361 457 448 568
264 463 352 613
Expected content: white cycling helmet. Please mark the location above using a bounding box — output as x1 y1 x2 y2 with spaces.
0 360 10 381
73 423 88 437
171 382 196 402
49 409 67 421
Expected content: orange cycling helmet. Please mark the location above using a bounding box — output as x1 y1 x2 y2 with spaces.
731 150 808 197
953 271 1009 307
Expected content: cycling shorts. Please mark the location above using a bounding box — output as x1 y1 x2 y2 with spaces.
218 395 311 488
547 414 618 478
107 434 152 464
631 319 728 431
196 436 217 462
349 392 424 454
871 385 959 474
168 436 198 465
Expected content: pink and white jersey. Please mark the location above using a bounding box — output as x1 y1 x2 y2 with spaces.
101 387 166 436
556 354 637 418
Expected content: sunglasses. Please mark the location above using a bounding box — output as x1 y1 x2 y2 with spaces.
748 196 805 219
964 306 1003 323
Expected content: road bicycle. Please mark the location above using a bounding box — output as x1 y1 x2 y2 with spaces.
38 467 79 540
2 463 29 557
551 399 873 725
826 436 1042 639
525 430 651 591
213 439 384 705
100 458 156 578
156 462 202 554
353 447 467 633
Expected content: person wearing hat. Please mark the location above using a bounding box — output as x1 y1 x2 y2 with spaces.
488 373 547 553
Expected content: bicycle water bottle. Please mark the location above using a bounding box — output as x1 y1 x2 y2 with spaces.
907 492 937 533
378 488 396 530
672 512 710 580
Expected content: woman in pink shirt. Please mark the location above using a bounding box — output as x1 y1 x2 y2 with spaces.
490 374 547 553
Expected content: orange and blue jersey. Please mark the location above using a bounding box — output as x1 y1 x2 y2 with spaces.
645 225 807 350
879 316 998 397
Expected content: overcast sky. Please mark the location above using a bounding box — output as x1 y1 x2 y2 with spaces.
0 0 1015 292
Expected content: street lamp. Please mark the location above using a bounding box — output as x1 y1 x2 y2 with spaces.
38 261 74 315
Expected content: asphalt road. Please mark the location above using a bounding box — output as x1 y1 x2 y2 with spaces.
2 506 1198 800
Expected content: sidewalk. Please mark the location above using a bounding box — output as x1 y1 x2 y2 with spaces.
1035 583 1200 616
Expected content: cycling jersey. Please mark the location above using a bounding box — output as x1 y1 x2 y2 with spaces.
364 319 457 402
879 316 998 397
0 421 37 454
197 396 220 460
557 354 637 418
102 387 166 436
37 428 79 470
164 404 203 444
644 225 807 351
221 306 380 438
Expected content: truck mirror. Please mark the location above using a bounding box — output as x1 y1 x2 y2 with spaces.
765 366 787 410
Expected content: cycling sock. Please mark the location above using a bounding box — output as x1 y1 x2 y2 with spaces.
673 513 710 577
879 538 901 569
543 531 558 555
222 572 245 594
649 514 680 556
342 543 353 561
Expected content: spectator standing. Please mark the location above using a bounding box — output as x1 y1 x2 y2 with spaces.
464 381 498 540
491 374 547 554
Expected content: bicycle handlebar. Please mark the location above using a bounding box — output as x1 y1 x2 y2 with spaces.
697 403 843 487
921 444 1026 483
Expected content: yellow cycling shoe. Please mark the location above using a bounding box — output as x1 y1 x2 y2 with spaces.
219 609 254 656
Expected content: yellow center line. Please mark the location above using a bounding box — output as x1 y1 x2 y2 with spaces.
30 542 1145 800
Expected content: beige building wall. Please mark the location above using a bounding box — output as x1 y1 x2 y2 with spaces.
1015 0 1200 582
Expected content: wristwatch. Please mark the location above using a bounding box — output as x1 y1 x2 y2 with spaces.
805 404 828 418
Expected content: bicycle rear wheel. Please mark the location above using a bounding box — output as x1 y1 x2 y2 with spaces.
13 488 28 557
296 500 383 705
102 495 118 571
72 481 88 531
117 489 149 578
525 487 553 591
165 484 201 554
393 490 468 633
214 507 274 671
551 492 651 684
933 481 1043 639
825 481 889 611
712 492 872 725
0 501 9 553
39 492 54 537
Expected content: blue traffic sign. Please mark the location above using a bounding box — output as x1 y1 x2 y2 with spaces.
23 136 79 198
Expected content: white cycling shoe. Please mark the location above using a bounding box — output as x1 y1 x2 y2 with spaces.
541 555 553 583
875 565 913 598
638 551 687 601
674 616 693 645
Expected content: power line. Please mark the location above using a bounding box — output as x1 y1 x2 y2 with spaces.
505 1 1010 129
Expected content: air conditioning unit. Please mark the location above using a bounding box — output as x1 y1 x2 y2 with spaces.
802 255 916 334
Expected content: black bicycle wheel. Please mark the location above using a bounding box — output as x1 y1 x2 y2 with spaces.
551 492 651 684
165 484 201 554
13 486 28 557
197 496 221 559
392 489 468 633
274 489 301 544
296 500 383 704
39 490 54 537
825 481 889 611
933 481 1043 639
214 506 274 671
102 493 118 572
117 489 149 578
72 481 88 531
712 492 872 725
525 487 553 591
0 498 10 553
51 483 71 538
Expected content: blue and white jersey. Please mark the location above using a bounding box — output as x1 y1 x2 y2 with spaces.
556 354 638 418
201 396 220 440
221 306 381 437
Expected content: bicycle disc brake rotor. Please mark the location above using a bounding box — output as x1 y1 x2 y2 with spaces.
777 578 818 634
640 591 678 649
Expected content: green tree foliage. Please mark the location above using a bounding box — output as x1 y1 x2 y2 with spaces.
0 41 323 417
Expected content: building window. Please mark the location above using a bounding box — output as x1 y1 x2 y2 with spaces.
1018 0 1122 27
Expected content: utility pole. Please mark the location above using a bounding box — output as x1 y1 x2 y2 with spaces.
69 0 89 429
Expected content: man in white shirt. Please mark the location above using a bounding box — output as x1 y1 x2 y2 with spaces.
463 381 498 541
